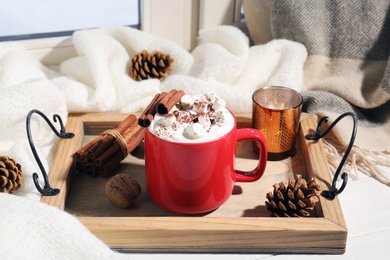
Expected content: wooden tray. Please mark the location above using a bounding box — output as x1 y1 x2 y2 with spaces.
42 113 347 254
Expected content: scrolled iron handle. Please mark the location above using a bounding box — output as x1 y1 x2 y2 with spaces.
305 112 358 200
26 109 74 196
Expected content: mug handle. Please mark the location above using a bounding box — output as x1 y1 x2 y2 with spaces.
234 128 267 182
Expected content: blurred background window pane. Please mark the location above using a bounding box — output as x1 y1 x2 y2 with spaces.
0 0 140 41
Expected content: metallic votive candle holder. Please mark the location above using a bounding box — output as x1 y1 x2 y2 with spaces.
252 86 303 161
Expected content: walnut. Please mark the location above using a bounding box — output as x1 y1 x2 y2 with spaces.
105 174 141 208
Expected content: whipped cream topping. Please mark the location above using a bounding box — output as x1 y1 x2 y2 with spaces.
148 92 234 142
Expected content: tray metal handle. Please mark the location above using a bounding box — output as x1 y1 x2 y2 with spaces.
26 109 74 196
305 112 358 200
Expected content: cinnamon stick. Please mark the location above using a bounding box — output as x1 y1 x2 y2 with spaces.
156 89 176 114
123 120 144 153
115 114 137 134
99 150 125 177
138 92 168 127
85 162 99 177
72 134 101 164
93 143 120 167
73 156 85 173
88 135 113 160
76 135 101 155
73 113 145 177
143 114 155 128
138 93 162 127
157 89 185 114
79 153 90 163
87 115 136 162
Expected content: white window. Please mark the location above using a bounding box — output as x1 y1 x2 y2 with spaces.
0 0 244 64
0 0 140 41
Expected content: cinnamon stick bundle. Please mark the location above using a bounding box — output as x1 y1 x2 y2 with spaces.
138 89 185 127
73 114 144 177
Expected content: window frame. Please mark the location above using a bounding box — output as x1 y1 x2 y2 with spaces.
14 0 241 64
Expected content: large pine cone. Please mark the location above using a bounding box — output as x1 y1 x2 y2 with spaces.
0 155 23 193
129 50 174 81
265 174 321 217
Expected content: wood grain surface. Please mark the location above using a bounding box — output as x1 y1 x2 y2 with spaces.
42 113 347 254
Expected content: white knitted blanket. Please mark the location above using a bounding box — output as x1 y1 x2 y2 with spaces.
0 26 307 258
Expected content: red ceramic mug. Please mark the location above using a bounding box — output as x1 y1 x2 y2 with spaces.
144 111 267 214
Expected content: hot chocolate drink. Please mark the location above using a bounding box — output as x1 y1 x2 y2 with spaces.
143 91 268 214
147 92 235 142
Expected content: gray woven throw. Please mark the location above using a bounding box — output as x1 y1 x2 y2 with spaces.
269 0 390 183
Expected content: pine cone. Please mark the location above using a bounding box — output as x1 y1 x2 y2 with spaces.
129 50 174 81
0 155 23 193
265 174 321 217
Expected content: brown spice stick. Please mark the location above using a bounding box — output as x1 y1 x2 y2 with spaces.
85 162 99 177
86 139 104 159
74 161 85 173
73 113 145 177
95 121 144 173
99 150 125 177
157 89 177 113
72 155 83 172
89 114 136 157
142 114 154 128
75 135 101 155
72 134 101 164
79 153 90 163
88 135 114 159
122 120 145 153
115 114 137 134
93 142 121 167
138 93 161 126
138 92 168 127
157 89 185 114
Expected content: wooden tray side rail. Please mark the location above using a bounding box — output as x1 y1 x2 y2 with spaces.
41 115 84 209
77 216 345 253
299 115 348 251
42 113 347 254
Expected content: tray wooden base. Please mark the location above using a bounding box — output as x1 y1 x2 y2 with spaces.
42 113 347 254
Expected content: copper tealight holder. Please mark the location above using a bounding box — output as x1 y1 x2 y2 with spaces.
252 86 303 161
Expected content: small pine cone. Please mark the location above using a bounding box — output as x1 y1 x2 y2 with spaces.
129 50 174 81
0 155 23 193
265 174 321 217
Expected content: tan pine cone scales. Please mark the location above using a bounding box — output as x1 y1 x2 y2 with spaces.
265 174 321 217
129 50 174 81
0 155 23 193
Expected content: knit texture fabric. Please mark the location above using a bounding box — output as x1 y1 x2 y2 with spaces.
244 0 390 185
